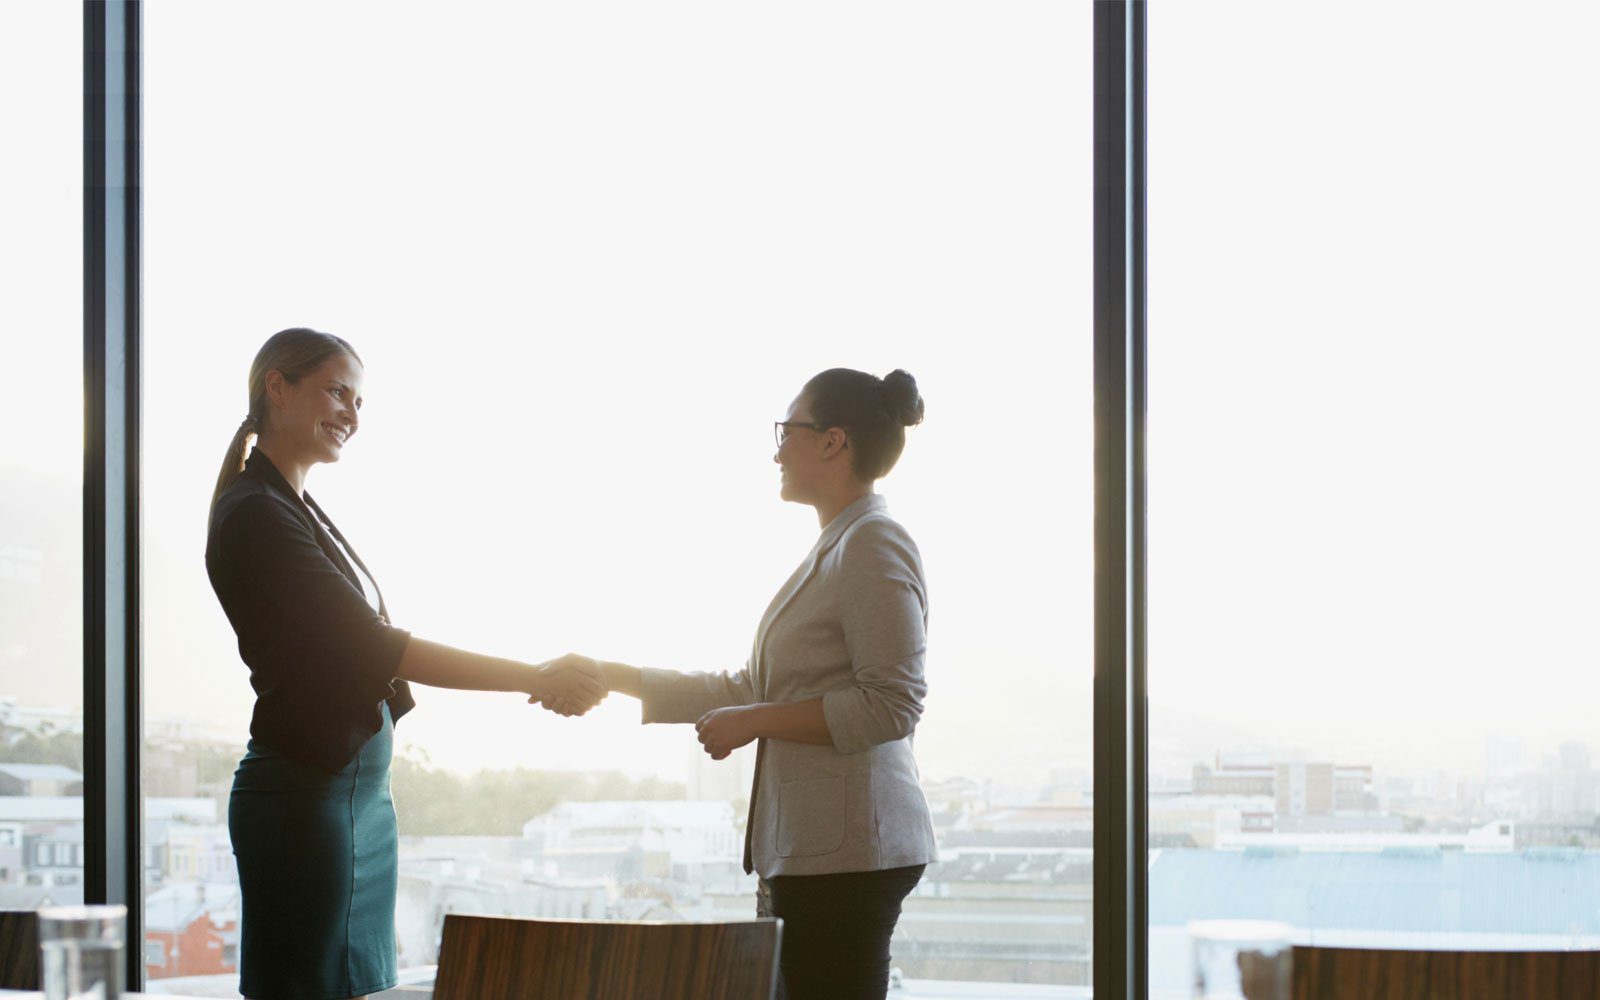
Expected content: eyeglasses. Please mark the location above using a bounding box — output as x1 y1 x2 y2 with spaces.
774 421 832 448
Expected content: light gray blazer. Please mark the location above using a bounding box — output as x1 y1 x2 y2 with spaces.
640 494 938 878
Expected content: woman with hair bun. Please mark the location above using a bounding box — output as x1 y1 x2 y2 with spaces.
206 327 604 1000
556 367 937 1000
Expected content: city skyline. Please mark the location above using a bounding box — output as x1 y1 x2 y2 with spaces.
3 723 1594 994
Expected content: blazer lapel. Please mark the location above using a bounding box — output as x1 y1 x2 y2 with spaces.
751 554 821 698
750 495 886 697
302 492 389 621
243 450 368 601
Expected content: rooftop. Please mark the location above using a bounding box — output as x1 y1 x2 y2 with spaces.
0 763 82 782
1151 848 1600 939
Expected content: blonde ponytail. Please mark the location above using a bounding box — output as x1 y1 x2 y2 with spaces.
211 413 260 512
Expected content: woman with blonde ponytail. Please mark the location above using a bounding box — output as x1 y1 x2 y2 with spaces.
205 328 604 1000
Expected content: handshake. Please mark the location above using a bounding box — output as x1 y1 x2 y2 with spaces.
525 653 609 717
515 653 760 763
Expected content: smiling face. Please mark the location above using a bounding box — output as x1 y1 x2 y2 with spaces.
264 352 364 469
774 393 846 504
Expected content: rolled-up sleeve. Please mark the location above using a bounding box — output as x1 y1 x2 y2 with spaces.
640 663 757 724
822 519 929 755
219 493 410 704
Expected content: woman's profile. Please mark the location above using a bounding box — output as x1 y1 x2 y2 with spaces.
558 367 938 1000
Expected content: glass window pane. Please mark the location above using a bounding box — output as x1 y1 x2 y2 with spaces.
0 1 84 904
1150 4 1600 994
146 3 1090 993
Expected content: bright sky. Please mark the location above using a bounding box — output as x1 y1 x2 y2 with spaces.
1147 2 1600 777
3 2 1596 791
134 0 1091 787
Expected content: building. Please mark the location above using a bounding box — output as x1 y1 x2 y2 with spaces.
0 796 220 890
0 821 22 882
962 805 1093 838
1150 794 1276 848
153 823 236 885
22 822 84 887
1193 757 1275 798
143 882 240 981
396 836 612 968
1149 848 1600 1000
896 846 1091 986
0 700 81 737
521 800 741 884
1192 754 1378 816
0 763 83 797
869 801 1098 986
1215 819 1515 854
142 744 203 799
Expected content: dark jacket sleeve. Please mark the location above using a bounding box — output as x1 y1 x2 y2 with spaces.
215 492 410 707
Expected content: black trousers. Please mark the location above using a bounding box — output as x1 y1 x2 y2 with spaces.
758 864 926 1000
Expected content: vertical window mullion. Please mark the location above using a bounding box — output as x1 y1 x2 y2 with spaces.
83 0 143 989
1093 1 1147 997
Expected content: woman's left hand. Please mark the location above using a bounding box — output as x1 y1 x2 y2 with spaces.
695 706 761 760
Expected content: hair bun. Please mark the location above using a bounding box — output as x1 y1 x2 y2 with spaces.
881 369 925 427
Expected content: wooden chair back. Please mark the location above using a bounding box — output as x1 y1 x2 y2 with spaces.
433 914 782 1000
0 910 40 990
1292 945 1600 1000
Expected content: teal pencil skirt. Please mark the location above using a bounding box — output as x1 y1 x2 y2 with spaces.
230 703 398 1000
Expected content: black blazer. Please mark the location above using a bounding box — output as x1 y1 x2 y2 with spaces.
206 448 415 773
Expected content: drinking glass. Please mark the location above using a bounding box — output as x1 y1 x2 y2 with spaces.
38 904 127 1000
1189 918 1292 1000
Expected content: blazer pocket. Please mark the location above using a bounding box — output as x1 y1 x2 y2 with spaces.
775 774 856 858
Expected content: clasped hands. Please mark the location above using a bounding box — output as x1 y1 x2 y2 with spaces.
526 654 607 717
694 706 760 760
525 653 763 760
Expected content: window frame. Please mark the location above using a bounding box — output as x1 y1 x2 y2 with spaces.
1092 3 1149 997
83 0 144 989
81 1 1151 993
